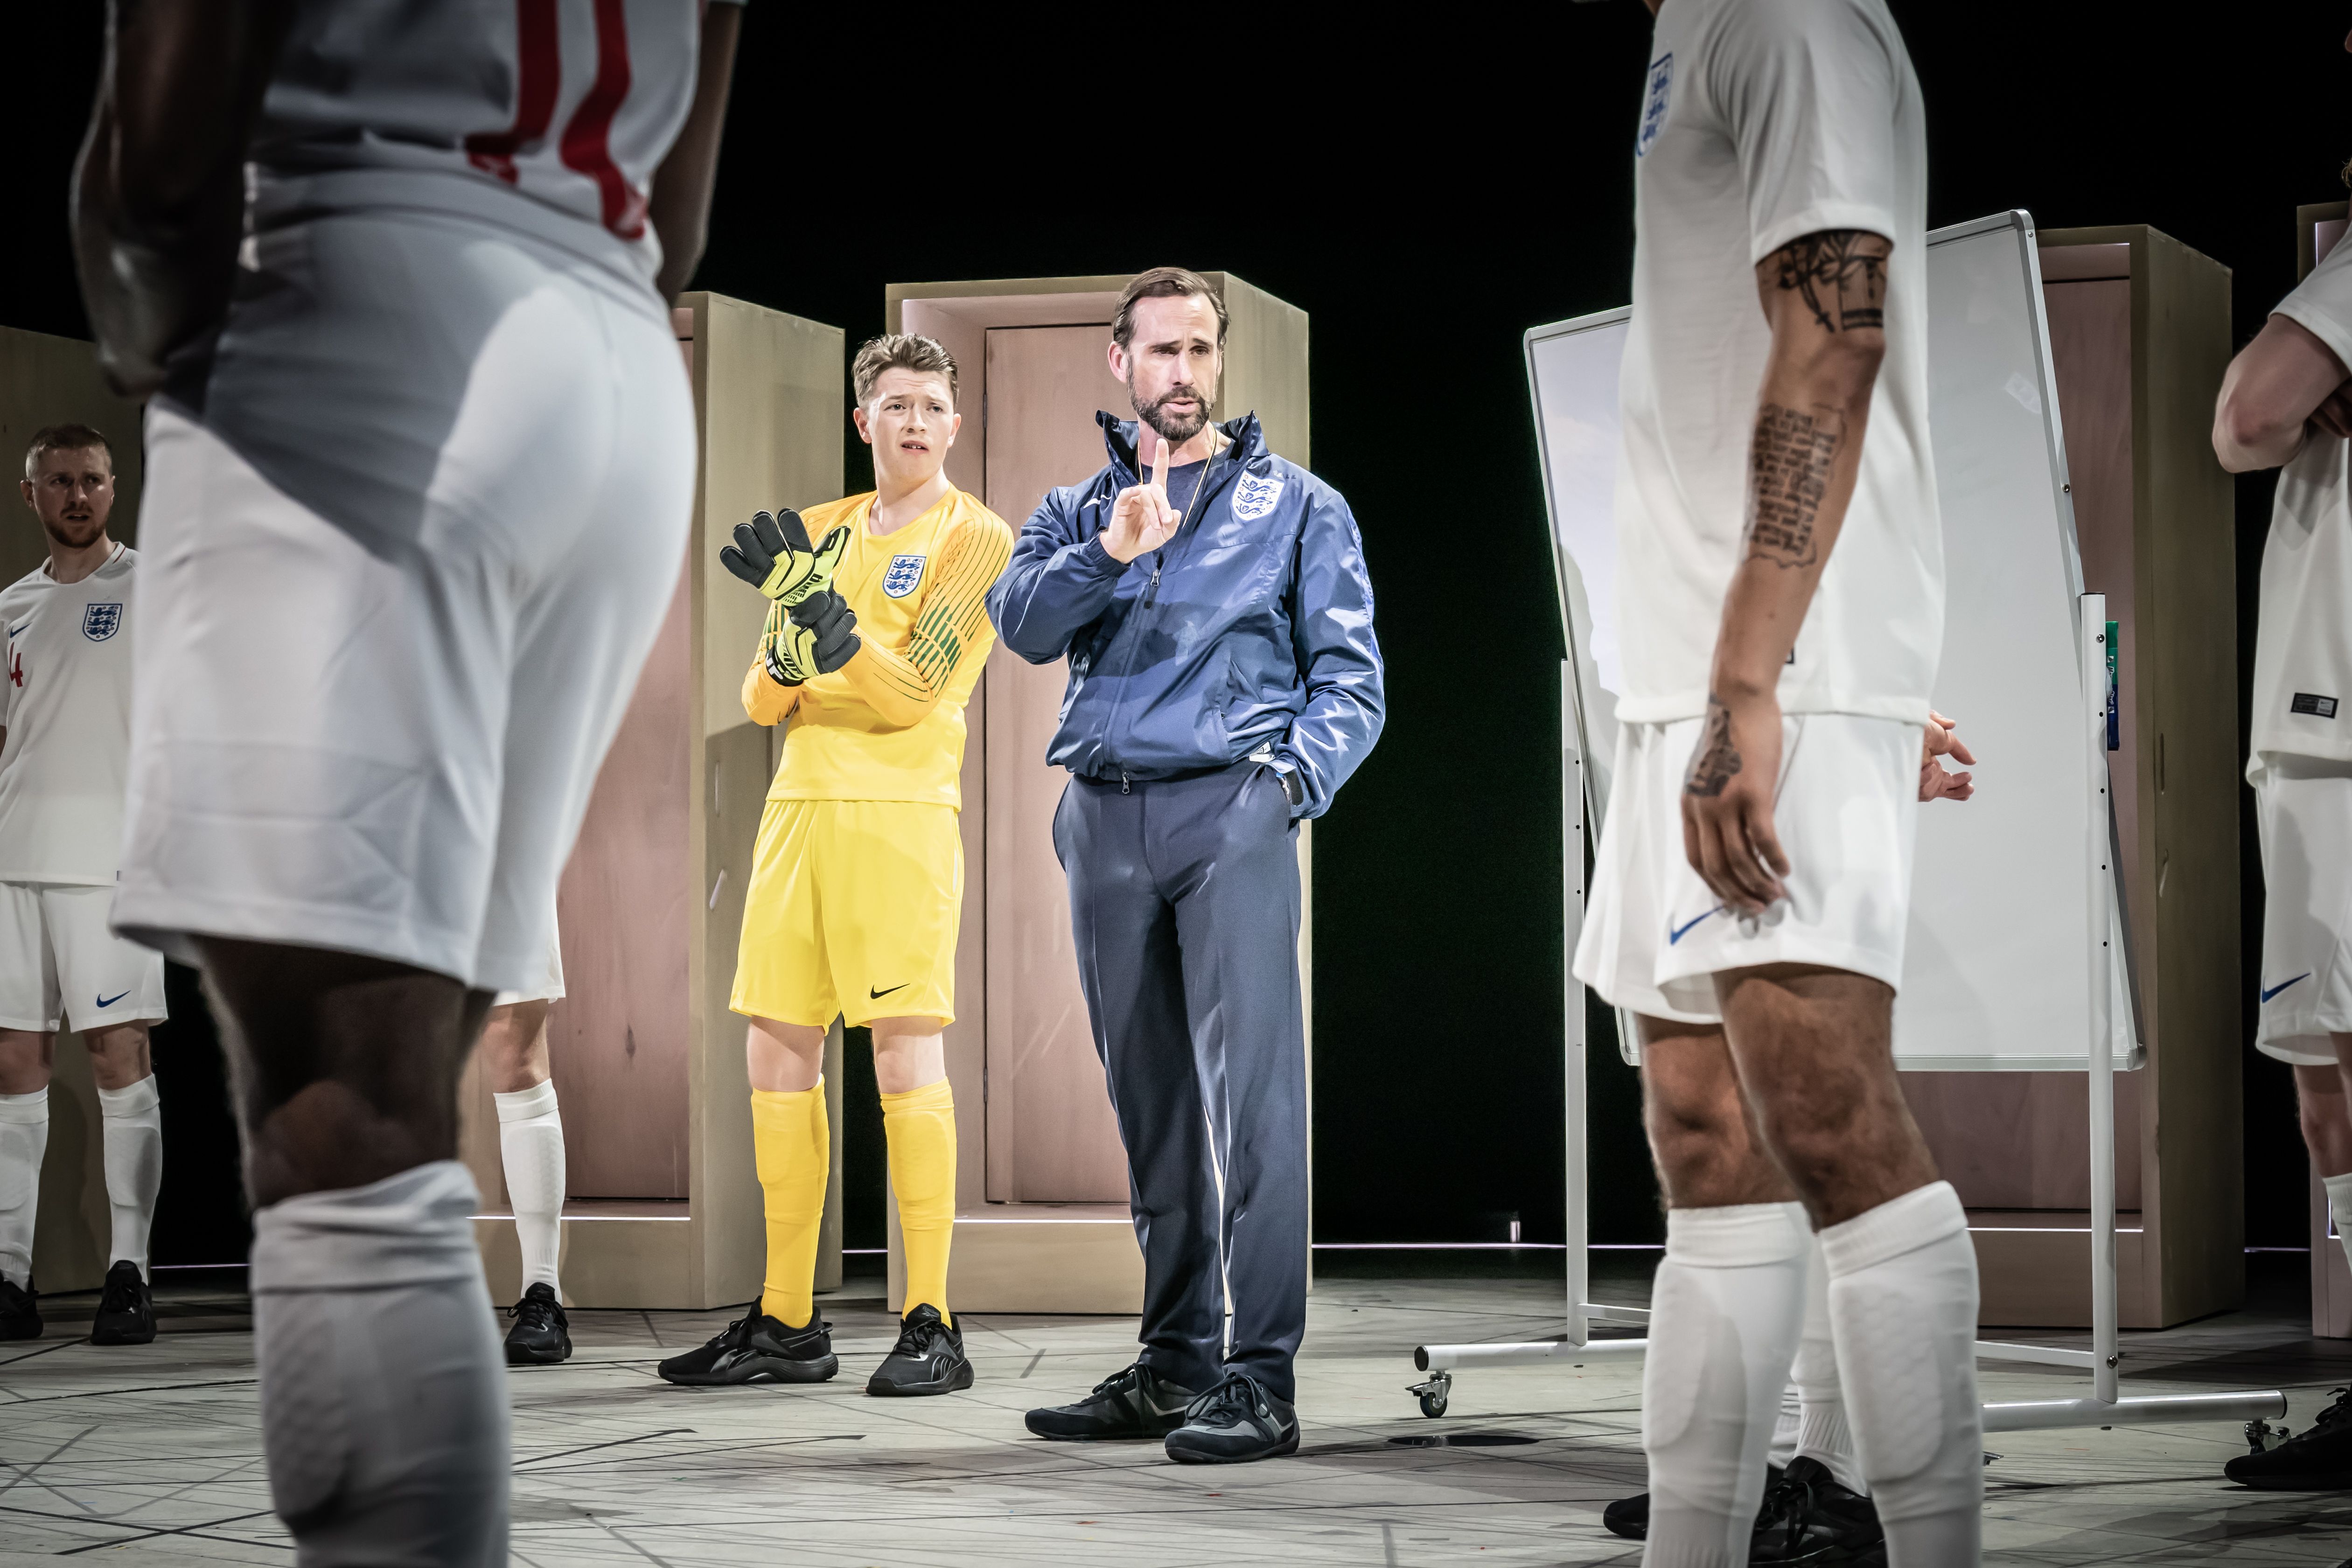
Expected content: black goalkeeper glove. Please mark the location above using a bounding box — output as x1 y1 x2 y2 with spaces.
789 589 861 674
722 508 851 607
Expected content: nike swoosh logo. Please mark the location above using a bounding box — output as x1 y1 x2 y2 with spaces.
870 983 910 999
2262 973 2312 1003
7 623 26 638
96 990 129 1009
1667 907 1725 946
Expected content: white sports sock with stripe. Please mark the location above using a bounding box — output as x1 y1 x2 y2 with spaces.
494 1080 564 1295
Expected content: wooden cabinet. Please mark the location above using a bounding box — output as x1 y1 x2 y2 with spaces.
1905 225 2241 1328
460 293 845 1309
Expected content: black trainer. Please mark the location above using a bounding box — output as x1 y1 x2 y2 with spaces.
503 1282 572 1366
0 1275 39 1340
2227 1387 2352 1489
866 1304 973 1396
657 1310 837 1386
89 1260 155 1346
1026 1361 1199 1440
1603 1464 1784 1542
1164 1371 1299 1464
1752 1457 1884 1564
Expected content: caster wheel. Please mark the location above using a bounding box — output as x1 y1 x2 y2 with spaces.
1407 1371 1452 1419
1418 1388 1449 1419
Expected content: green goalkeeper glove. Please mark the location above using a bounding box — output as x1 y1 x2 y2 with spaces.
722 508 850 606
761 591 860 685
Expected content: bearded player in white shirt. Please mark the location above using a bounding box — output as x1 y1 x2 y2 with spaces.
0 425 168 1349
1573 2 1985 1564
72 1 740 1561
2212 154 2352 1491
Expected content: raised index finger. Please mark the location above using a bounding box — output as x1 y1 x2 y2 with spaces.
1146 429 1165 494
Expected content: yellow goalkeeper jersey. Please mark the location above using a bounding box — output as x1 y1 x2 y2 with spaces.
742 488 1013 807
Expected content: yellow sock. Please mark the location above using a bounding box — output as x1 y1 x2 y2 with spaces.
751 1082 828 1329
880 1078 956 1325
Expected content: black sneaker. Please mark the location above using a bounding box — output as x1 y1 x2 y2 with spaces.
89 1260 155 1346
2228 1387 2352 1489
1602 1463 1784 1542
503 1282 572 1366
1752 1457 1883 1563
1026 1361 1200 1440
1164 1371 1299 1464
0 1275 39 1340
657 1311 837 1386
866 1304 973 1396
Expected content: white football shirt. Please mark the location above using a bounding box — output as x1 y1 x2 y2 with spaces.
0 547 137 885
2251 236 2352 777
250 0 746 288
1614 0 1941 725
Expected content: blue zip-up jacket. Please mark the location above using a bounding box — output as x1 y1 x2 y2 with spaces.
987 412 1383 820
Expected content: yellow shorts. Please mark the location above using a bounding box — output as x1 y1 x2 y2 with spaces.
731 799 961 1029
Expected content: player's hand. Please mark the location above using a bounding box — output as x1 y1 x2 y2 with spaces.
1681 690 1788 915
2315 379 2352 441
1101 432 1184 563
761 601 812 686
788 589 861 674
723 509 851 606
1919 708 1977 803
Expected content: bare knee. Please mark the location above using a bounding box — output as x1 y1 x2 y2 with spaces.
746 1016 826 1094
478 1000 551 1093
2299 1064 2352 1175
0 1029 54 1095
84 1022 154 1091
869 1017 946 1096
1638 1015 1791 1209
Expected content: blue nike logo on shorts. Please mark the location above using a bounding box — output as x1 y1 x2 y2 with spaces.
1667 907 1725 946
2261 973 2312 1004
96 990 130 1009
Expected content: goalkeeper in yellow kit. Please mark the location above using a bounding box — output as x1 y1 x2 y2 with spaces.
659 334 1012 1396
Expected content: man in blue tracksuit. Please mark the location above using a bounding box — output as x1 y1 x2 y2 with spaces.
991 267 1383 1464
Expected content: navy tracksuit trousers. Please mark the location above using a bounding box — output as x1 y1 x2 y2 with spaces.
1053 759 1308 1402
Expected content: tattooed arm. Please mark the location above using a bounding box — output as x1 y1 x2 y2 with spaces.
1682 228 1892 913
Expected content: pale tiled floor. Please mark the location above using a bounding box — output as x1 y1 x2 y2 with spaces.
4 1257 2352 1565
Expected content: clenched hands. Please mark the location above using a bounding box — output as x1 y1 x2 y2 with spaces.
1102 431 1185 564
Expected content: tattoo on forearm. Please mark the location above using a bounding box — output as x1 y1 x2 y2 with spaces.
1744 402 1842 568
1771 230 1889 333
1685 695 1741 799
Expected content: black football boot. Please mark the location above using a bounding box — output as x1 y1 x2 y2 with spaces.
657 1311 838 1386
2228 1387 2352 1490
866 1304 974 1396
0 1274 40 1340
89 1260 156 1346
503 1282 572 1366
1752 1457 1884 1564
1025 1361 1199 1440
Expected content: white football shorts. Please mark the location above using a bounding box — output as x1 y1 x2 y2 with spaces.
117 210 694 996
1575 712 1922 1025
2252 759 2352 1066
0 882 168 1033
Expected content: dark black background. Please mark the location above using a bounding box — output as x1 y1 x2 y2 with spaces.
6 5 2346 1263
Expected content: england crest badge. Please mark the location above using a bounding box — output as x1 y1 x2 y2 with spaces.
82 603 122 642
883 554 926 599
1636 53 1672 158
1231 474 1284 523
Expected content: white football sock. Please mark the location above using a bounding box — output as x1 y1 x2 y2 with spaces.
2322 1171 2352 1282
98 1076 163 1277
1641 1202 1810 1568
1793 1233 1865 1493
1821 1181 1982 1566
250 1160 509 1565
494 1080 564 1296
1768 1380 1801 1470
0 1088 48 1290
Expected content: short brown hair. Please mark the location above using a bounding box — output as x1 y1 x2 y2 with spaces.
1112 267 1228 350
852 334 957 407
23 423 113 481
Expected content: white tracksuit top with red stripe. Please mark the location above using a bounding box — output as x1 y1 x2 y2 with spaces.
248 0 743 289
